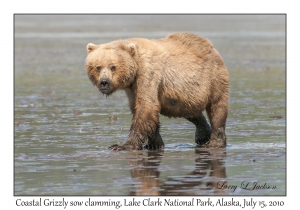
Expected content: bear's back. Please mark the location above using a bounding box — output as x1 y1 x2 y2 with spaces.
157 32 214 58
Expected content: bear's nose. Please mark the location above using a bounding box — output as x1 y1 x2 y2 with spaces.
100 79 110 88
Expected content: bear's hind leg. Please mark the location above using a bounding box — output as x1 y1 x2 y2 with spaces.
187 113 211 146
144 126 165 150
205 101 227 148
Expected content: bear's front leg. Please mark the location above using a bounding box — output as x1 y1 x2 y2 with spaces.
108 72 162 151
144 126 164 150
109 102 161 151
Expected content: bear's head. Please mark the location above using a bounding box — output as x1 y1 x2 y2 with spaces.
85 41 138 96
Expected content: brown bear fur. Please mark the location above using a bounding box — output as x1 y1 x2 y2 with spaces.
85 32 229 150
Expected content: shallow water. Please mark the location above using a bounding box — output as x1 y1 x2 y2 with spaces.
14 15 285 195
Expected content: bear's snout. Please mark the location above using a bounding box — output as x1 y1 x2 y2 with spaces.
99 78 112 95
100 78 110 88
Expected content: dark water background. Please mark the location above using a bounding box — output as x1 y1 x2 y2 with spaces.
14 15 285 195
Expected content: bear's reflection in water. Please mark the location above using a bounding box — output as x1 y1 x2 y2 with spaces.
126 148 227 195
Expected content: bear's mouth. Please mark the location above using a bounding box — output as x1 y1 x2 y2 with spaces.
99 88 111 95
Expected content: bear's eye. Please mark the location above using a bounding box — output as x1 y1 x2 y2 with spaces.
96 66 102 72
111 66 116 71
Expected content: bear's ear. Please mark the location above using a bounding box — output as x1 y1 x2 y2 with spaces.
120 42 136 56
87 43 98 53
127 43 136 56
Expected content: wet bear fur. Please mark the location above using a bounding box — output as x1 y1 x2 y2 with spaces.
85 32 229 150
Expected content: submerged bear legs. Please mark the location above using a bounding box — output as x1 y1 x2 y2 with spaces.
187 113 211 145
187 96 228 148
109 104 162 150
109 126 164 151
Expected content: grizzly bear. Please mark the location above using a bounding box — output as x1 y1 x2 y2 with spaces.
85 32 229 150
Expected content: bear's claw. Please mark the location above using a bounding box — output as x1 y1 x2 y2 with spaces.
201 139 226 148
108 143 143 151
195 136 210 146
143 144 165 150
108 144 123 151
197 128 226 148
